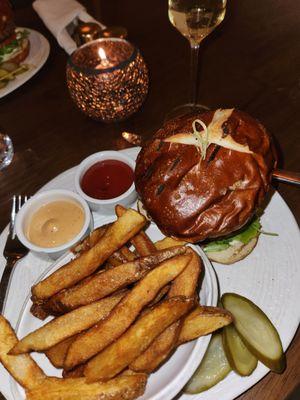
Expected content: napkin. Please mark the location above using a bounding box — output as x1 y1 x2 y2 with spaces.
33 0 106 54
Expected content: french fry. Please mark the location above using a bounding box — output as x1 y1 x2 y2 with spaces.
129 322 182 373
42 247 186 316
0 315 46 390
26 373 147 400
84 297 194 382
86 226 108 248
31 209 146 300
107 249 129 266
63 364 85 378
0 315 147 399
30 302 51 320
131 306 232 373
106 242 135 267
177 306 233 344
45 335 78 368
130 248 201 372
120 246 136 261
120 305 231 371
147 284 170 307
108 241 137 266
10 291 126 355
116 205 157 255
168 248 201 298
72 226 107 254
155 236 187 250
64 252 191 370
63 349 143 379
131 230 157 256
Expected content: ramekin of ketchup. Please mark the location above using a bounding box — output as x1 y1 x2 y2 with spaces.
75 151 137 213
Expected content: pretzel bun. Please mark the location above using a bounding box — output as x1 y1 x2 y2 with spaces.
0 0 15 42
135 109 277 243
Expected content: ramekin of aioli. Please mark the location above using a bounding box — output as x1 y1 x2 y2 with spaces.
16 190 91 259
75 150 137 214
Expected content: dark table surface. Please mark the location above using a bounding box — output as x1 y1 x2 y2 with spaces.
0 1 299 399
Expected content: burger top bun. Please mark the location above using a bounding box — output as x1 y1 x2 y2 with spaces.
135 109 277 243
0 0 15 42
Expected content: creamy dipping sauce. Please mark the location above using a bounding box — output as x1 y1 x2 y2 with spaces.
26 200 85 248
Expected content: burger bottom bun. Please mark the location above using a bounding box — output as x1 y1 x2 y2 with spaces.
7 38 30 64
206 237 258 265
137 199 152 221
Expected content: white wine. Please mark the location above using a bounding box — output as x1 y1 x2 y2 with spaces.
166 0 226 117
169 0 226 45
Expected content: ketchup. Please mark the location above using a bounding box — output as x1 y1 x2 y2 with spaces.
81 160 134 200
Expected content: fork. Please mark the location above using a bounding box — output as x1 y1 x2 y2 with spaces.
0 195 29 314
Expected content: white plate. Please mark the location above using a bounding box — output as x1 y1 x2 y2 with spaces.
0 147 299 400
0 27 50 98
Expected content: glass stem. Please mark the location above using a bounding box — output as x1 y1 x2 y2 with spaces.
190 43 200 106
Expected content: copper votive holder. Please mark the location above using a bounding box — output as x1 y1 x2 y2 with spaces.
66 38 149 123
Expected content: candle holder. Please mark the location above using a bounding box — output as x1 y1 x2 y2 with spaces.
66 38 149 123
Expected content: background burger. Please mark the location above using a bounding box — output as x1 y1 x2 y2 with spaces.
0 0 30 87
0 0 30 64
135 109 277 264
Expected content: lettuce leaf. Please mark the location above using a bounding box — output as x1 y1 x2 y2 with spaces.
0 29 29 63
203 217 262 253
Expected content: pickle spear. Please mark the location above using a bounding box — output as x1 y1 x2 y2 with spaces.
221 293 286 373
184 332 231 394
222 323 257 376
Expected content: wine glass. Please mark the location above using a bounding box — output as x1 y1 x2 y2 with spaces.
0 132 14 170
167 0 226 118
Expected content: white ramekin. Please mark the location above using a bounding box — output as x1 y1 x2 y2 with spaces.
74 150 137 214
15 189 92 259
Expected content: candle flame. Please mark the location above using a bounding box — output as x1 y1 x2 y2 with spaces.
98 47 107 61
